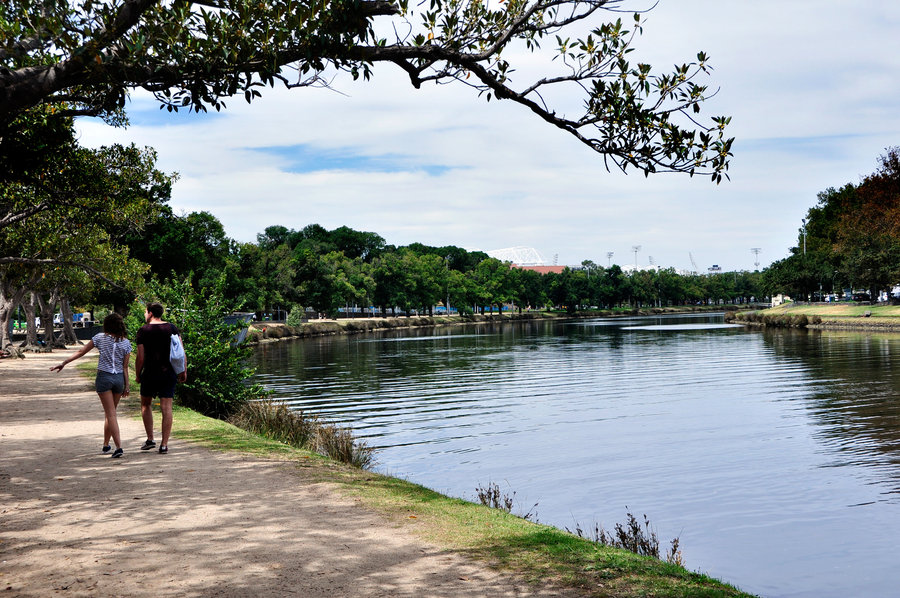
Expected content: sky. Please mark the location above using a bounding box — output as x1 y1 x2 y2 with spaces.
76 1 900 273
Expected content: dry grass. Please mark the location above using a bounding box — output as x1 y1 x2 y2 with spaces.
229 399 374 469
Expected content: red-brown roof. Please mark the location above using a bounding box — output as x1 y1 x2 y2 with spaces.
512 265 566 274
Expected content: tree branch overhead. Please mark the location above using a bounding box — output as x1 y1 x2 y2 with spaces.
0 0 732 179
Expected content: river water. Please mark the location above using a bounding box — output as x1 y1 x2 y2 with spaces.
250 313 900 598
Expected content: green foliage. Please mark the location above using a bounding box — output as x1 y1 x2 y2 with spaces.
770 147 900 300
123 298 147 340
285 304 306 326
152 276 266 418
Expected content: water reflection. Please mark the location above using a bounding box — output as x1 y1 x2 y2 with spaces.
763 329 900 496
250 314 900 598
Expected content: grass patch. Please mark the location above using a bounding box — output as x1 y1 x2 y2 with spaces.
736 303 900 331
765 303 900 318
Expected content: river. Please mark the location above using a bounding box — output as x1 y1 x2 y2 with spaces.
250 313 900 598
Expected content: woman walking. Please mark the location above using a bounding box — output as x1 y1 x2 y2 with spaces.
50 313 132 458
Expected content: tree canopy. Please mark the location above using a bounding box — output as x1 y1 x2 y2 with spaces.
763 147 900 300
1 0 733 180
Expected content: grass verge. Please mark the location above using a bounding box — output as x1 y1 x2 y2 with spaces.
764 303 900 318
736 303 900 331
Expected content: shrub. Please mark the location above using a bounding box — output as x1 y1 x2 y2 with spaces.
151 276 266 418
285 305 306 326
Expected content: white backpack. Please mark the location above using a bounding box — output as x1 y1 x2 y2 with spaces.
169 326 186 375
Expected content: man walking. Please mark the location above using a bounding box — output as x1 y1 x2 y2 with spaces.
135 302 186 454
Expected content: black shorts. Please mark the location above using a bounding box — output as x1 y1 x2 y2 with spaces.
140 375 176 399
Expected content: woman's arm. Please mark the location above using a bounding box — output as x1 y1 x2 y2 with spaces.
49 340 95 372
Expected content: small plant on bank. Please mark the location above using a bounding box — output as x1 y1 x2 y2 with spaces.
229 399 318 447
568 509 684 566
315 422 375 469
475 481 538 521
229 399 375 469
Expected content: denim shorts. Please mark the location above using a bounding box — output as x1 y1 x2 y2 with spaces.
140 375 176 399
95 370 126 394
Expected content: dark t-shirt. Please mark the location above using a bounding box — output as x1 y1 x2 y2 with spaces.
137 322 180 380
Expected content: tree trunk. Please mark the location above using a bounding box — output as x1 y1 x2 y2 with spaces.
0 281 23 350
57 297 80 345
21 292 42 351
37 291 62 348
0 294 12 350
0 290 16 349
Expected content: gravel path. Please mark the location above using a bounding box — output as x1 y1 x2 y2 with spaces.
1 350 579 598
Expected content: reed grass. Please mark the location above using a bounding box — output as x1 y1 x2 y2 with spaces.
568 509 685 567
228 399 375 469
475 481 538 521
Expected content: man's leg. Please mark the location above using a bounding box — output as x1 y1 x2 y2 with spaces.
159 397 173 450
140 395 155 442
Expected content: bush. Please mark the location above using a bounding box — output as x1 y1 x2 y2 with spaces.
285 305 306 326
152 276 266 418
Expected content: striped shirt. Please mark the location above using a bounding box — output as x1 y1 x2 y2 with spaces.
91 333 133 374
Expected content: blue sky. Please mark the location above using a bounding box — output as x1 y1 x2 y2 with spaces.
76 1 900 272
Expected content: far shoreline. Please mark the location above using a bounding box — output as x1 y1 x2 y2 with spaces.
245 304 745 344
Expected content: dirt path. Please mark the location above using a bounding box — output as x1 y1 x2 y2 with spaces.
1 350 579 597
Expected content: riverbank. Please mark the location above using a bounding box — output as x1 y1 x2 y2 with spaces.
729 303 900 332
1 351 754 597
247 305 743 344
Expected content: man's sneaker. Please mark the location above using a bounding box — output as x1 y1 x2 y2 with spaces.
102 445 111 454
140 440 156 451
111 448 124 458
158 446 168 454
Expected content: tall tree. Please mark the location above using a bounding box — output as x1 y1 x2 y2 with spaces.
1 1 732 180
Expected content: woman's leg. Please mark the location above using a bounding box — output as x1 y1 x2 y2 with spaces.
103 393 122 447
98 391 122 449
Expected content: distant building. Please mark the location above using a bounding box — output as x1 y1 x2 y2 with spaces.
512 264 566 274
772 294 791 307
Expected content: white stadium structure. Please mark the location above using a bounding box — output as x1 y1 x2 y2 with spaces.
485 246 553 266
